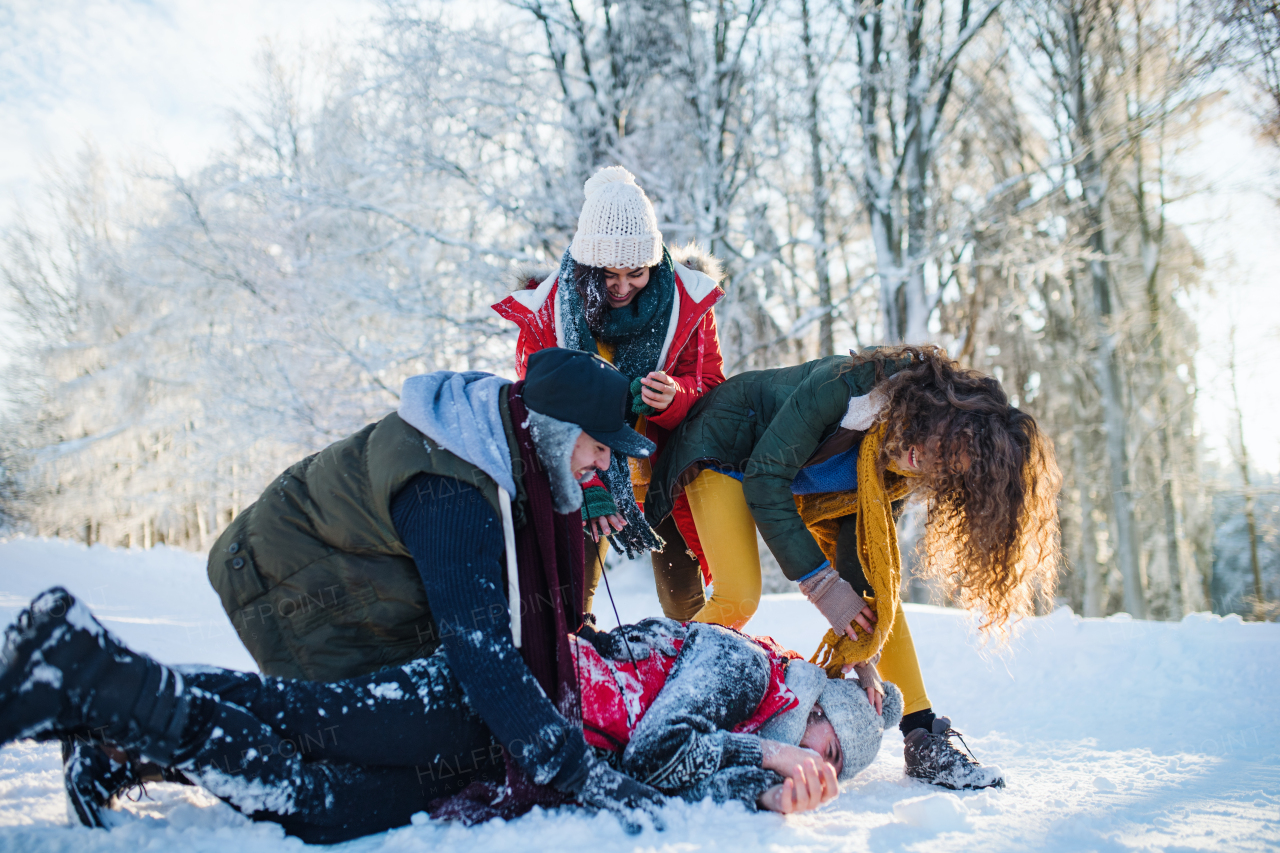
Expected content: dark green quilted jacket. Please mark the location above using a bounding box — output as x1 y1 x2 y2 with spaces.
207 401 526 682
644 351 908 581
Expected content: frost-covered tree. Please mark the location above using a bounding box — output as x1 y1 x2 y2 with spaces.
1211 468 1279 619
837 0 1003 343
1219 0 1280 149
4 37 539 549
941 0 1219 619
0 0 1256 629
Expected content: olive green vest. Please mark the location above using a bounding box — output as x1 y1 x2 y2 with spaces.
208 401 526 681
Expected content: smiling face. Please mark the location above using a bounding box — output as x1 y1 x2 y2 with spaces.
569 431 611 482
892 444 924 473
799 703 844 777
602 266 651 308
891 436 971 476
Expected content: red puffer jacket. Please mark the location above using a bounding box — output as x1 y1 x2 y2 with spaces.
571 631 799 752
491 247 726 461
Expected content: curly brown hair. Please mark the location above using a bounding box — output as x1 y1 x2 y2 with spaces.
849 345 1063 634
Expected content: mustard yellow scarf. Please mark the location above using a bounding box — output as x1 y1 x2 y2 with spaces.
795 422 915 676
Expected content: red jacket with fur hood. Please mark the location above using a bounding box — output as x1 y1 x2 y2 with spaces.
492 245 727 459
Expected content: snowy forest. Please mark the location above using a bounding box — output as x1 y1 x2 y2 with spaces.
1 0 1277 623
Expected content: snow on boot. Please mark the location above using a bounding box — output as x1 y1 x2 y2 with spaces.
62 738 137 828
0 587 191 764
62 737 192 828
903 716 1004 790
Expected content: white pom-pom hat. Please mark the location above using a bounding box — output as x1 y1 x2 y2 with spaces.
569 165 663 270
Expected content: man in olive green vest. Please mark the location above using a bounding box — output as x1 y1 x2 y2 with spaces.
203 347 664 822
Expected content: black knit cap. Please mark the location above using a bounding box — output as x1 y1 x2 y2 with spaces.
523 348 656 459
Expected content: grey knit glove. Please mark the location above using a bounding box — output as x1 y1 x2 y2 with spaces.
799 565 869 634
576 756 668 834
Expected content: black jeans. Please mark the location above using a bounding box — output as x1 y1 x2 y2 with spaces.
174 650 503 844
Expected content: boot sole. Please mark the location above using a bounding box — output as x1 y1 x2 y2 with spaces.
906 766 1006 790
0 589 77 744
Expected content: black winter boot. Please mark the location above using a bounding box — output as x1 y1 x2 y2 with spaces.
903 716 1004 790
62 737 192 828
0 588 192 764
62 738 136 828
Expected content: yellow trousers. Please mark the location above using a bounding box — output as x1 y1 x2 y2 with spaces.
877 601 932 716
684 470 762 629
683 469 931 714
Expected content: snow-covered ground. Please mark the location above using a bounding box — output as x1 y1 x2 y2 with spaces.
0 535 1277 852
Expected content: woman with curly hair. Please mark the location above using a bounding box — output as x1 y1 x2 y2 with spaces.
644 345 1063 790
494 166 727 617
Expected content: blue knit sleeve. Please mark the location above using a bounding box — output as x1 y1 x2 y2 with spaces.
391 473 589 792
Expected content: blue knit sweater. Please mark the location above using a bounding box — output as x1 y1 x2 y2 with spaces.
713 438 862 495
390 473 589 792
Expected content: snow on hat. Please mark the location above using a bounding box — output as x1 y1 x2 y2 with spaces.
757 660 903 781
818 675 902 781
569 165 663 269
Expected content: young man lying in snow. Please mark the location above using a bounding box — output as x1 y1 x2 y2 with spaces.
0 588 902 843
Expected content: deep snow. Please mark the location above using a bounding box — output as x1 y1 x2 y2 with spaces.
0 535 1277 852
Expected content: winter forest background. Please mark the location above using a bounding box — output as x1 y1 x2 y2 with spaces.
1 0 1277 624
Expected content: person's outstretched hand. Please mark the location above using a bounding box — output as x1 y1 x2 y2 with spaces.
585 513 627 542
756 745 839 814
837 657 885 714
639 371 679 412
844 602 878 639
577 757 667 834
853 661 885 715
799 566 876 639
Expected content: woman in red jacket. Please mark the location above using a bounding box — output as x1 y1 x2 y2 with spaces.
493 166 727 618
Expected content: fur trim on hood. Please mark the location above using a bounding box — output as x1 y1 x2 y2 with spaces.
512 242 724 292
669 242 725 284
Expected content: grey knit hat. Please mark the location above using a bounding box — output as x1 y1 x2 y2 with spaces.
758 660 903 781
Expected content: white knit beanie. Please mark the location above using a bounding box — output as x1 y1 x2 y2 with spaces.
569 166 663 269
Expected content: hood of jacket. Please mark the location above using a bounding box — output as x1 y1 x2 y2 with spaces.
398 371 516 497
509 241 725 294
494 242 725 377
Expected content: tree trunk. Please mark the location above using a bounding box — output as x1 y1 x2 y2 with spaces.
1073 417 1104 616
1131 9 1189 616
1229 334 1266 618
801 0 834 356
1090 245 1145 618
902 0 932 344
1064 3 1146 617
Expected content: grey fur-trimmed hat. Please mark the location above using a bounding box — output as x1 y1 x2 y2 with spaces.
758 660 903 781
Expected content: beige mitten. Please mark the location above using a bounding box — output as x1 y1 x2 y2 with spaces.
799 565 870 633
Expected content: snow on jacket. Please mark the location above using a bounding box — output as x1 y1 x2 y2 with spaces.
491 244 727 459
574 620 799 806
573 623 797 753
